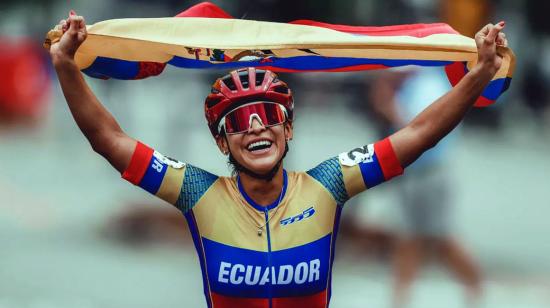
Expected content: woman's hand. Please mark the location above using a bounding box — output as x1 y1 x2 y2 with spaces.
473 21 508 78
49 11 87 63
389 21 510 168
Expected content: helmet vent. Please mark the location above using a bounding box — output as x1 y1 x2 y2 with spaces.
222 76 237 91
238 71 250 89
255 71 266 86
273 85 289 94
206 97 222 108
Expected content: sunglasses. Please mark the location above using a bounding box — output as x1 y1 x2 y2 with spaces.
218 102 288 135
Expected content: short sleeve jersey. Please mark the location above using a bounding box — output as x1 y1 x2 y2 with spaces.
122 138 403 308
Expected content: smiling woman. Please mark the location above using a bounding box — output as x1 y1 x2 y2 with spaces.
204 68 294 182
115 67 404 307
49 9 508 308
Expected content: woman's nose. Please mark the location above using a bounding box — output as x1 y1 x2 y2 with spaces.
248 117 266 134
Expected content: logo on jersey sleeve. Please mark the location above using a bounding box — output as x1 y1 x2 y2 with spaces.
139 151 185 194
153 151 185 169
338 144 375 166
280 206 315 226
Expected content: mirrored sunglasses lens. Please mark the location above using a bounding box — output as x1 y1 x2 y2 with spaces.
224 103 285 134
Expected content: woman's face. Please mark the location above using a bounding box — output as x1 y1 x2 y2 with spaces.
218 119 292 175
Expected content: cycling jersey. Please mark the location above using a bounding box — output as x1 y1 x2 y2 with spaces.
122 137 403 308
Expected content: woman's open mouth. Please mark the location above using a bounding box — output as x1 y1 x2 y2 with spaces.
246 140 273 153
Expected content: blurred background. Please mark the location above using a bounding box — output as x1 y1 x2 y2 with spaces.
1 0 550 307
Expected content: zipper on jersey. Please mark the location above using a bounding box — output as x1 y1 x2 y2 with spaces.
236 171 287 308
264 208 273 308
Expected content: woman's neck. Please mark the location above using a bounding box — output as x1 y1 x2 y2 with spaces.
238 166 285 207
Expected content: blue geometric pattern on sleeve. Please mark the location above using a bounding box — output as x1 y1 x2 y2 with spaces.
306 157 349 205
176 164 218 213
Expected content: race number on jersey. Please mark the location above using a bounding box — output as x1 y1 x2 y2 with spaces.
338 144 375 166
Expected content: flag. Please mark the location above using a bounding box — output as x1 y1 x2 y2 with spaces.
49 2 515 107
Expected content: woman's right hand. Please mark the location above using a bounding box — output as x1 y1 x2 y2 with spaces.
50 11 87 62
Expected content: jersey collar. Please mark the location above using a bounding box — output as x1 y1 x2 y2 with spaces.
237 169 288 212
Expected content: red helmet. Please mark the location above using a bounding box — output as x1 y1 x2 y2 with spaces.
205 67 294 137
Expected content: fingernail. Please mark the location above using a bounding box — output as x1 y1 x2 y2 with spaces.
499 21 505 26
69 10 76 16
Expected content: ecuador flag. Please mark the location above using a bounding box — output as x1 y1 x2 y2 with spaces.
45 2 515 107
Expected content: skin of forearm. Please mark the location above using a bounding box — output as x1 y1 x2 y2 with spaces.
53 55 125 157
392 65 494 167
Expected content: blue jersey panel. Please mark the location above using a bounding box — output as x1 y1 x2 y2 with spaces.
358 152 385 188
139 155 168 194
203 234 331 298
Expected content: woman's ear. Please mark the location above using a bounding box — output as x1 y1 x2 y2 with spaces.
216 136 229 155
284 121 293 141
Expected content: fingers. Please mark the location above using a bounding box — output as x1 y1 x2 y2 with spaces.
477 24 491 38
45 10 86 51
64 10 75 30
58 19 69 32
485 21 505 44
69 15 80 30
475 21 507 49
67 14 86 33
496 32 508 47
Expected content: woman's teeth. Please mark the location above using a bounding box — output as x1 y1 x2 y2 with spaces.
247 140 272 151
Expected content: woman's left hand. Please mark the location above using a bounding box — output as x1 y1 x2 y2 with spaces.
474 21 508 77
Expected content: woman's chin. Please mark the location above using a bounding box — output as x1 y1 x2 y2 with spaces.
242 157 280 174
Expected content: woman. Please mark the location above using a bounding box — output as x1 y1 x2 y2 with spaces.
50 11 507 308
